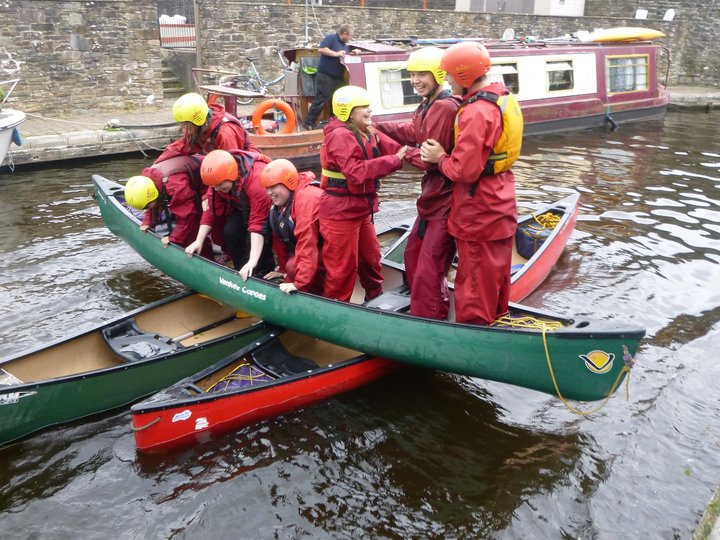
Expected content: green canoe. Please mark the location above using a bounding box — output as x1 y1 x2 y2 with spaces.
0 291 273 446
94 175 645 402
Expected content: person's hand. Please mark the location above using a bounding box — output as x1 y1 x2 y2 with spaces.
350 49 360 56
139 224 150 232
161 236 170 248
421 139 445 163
185 240 202 257
239 262 255 281
337 50 346 58
264 270 286 281
396 145 408 160
279 282 298 295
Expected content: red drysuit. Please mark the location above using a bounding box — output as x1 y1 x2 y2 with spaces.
376 90 460 319
319 117 403 302
436 82 517 325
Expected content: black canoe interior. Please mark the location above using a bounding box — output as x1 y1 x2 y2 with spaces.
1 294 260 385
195 330 365 392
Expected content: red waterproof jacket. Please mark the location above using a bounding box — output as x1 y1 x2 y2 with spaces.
270 172 323 291
140 155 205 246
376 90 460 221
200 152 272 235
437 82 517 241
319 117 403 220
156 103 259 161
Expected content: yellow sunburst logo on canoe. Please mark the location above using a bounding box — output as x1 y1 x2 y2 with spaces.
579 350 615 374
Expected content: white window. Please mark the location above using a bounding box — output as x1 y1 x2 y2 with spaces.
546 61 574 91
378 68 422 108
607 56 649 93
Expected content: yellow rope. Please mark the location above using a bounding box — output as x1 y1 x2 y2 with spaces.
206 360 274 392
540 323 631 415
533 211 561 230
491 313 633 414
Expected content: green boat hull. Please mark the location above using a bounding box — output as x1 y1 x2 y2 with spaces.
94 175 645 402
0 296 272 445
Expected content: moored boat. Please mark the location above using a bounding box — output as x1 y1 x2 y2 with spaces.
198 30 669 167
131 329 399 453
0 79 25 169
94 174 643 403
0 291 273 446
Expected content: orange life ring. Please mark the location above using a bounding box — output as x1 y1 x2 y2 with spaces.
251 99 296 135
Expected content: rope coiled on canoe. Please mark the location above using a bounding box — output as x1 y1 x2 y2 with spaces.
491 314 633 414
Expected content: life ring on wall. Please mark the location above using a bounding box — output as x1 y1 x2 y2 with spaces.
251 99 296 135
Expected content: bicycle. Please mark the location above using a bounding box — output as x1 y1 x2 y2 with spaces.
219 48 290 105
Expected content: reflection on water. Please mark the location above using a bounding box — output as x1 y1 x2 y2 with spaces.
1 112 720 537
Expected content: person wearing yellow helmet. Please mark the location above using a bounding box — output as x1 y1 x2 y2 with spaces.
125 156 213 257
374 46 461 320
421 41 520 326
318 85 408 302
260 159 325 295
163 92 258 157
185 149 275 281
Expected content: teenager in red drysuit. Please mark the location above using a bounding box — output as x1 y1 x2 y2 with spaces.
319 85 407 302
154 92 259 255
260 159 325 295
421 42 518 325
375 47 460 320
185 149 275 280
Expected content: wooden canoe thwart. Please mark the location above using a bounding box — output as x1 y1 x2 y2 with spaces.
94 174 645 407
0 291 273 446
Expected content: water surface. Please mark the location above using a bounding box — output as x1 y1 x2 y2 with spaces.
1 111 719 538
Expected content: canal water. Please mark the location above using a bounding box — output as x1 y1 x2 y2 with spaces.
1 110 719 538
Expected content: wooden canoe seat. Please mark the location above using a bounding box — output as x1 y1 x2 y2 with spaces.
364 285 411 313
251 338 318 377
102 319 182 362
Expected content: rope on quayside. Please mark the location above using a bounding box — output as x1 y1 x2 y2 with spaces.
491 314 634 414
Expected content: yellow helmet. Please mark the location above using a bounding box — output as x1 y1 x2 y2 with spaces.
125 176 159 210
407 47 446 85
332 85 371 122
172 92 209 126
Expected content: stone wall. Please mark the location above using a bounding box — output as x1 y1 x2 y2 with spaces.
0 0 717 115
0 0 165 113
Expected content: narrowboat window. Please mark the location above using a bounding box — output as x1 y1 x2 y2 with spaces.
379 68 422 108
489 63 519 94
546 61 574 91
607 55 649 93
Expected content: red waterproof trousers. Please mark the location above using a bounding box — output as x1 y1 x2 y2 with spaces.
404 218 456 319
454 236 513 325
320 215 383 302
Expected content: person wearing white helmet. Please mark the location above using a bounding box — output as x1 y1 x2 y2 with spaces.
375 47 461 320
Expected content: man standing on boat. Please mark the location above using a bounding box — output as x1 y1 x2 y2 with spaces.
421 42 521 326
375 47 460 320
302 24 355 131
260 159 325 295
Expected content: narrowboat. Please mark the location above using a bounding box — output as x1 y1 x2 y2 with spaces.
196 29 669 168
0 79 25 169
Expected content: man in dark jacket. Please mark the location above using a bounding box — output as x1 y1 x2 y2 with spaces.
302 24 354 130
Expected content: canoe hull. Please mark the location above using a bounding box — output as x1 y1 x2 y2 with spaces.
0 292 272 446
94 175 644 402
131 337 400 453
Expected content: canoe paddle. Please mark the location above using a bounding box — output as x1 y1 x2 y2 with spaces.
172 311 252 342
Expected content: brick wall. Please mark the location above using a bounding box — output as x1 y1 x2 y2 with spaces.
0 0 716 115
